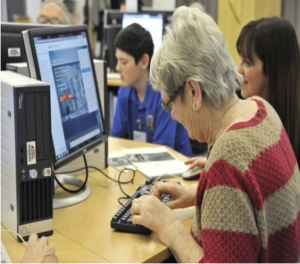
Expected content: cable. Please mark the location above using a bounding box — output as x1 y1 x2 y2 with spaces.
55 163 144 206
56 165 135 184
1 230 27 246
54 154 88 193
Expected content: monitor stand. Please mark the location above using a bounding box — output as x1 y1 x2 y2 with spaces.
53 174 91 209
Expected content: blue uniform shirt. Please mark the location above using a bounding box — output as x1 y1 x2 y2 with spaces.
112 82 193 156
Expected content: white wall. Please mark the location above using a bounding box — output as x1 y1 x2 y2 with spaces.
152 0 176 10
26 0 42 23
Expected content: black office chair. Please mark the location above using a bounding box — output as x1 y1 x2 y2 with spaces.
190 139 207 157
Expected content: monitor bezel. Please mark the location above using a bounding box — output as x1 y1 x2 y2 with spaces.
0 22 61 71
23 25 108 170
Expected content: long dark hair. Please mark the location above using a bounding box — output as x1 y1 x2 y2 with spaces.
237 17 300 163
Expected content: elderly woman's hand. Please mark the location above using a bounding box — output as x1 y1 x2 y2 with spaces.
131 195 179 245
149 181 196 209
185 156 207 169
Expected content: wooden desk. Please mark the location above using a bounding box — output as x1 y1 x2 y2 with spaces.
1 225 107 263
2 137 195 263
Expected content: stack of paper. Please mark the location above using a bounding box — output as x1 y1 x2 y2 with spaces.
108 147 189 178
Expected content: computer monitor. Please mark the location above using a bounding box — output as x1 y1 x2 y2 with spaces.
104 25 122 72
103 9 124 28
100 9 124 65
22 25 108 208
163 11 173 26
1 22 58 71
122 12 164 53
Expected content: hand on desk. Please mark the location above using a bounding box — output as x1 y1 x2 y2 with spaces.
21 233 58 263
184 156 207 169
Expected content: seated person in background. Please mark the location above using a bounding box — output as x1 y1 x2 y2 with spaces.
236 16 300 165
37 0 70 25
112 23 192 156
21 233 58 263
63 0 82 25
130 6 300 262
186 15 300 169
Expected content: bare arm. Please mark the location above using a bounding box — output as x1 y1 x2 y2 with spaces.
131 196 204 263
163 219 204 262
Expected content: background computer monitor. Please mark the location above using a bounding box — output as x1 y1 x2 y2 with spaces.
100 9 124 67
101 10 165 72
22 25 108 207
121 12 164 53
163 11 173 26
1 22 58 71
103 9 124 28
104 25 122 72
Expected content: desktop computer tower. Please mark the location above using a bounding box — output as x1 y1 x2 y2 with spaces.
6 62 29 77
1 71 53 241
56 59 109 175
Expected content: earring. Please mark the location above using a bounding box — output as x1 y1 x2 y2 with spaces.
193 104 197 109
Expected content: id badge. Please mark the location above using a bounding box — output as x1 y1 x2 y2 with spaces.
133 130 146 142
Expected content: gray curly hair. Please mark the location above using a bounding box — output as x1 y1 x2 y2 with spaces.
150 6 242 108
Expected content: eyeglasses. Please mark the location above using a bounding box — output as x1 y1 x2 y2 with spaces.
37 15 62 25
161 82 186 113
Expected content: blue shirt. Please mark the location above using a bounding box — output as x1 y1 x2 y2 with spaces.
112 82 192 156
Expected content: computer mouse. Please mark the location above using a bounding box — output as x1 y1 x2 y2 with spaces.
182 167 203 180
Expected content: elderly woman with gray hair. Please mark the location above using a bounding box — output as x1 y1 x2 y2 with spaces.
130 6 300 263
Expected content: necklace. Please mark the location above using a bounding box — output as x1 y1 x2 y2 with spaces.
209 98 239 148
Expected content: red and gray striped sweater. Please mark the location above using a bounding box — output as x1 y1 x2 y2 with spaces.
191 97 300 263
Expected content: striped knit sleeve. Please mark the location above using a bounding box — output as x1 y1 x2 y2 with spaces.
191 98 300 263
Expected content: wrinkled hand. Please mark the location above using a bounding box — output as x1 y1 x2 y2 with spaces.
149 181 196 209
21 233 58 263
131 195 178 245
184 156 207 169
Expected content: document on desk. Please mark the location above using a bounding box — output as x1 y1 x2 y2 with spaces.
120 147 189 178
108 151 136 171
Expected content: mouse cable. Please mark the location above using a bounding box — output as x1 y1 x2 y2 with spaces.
1 230 27 246
54 154 88 194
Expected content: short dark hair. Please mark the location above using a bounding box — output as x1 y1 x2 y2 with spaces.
114 23 154 67
236 17 300 162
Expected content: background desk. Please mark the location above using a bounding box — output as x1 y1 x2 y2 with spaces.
107 73 121 134
1 137 195 263
107 72 121 88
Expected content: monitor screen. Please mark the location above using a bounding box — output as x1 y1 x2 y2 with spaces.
1 22 58 71
122 13 164 53
22 25 107 170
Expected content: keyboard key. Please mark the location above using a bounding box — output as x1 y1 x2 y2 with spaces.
110 177 177 235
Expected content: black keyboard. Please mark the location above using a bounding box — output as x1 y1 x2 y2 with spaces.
110 177 173 235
